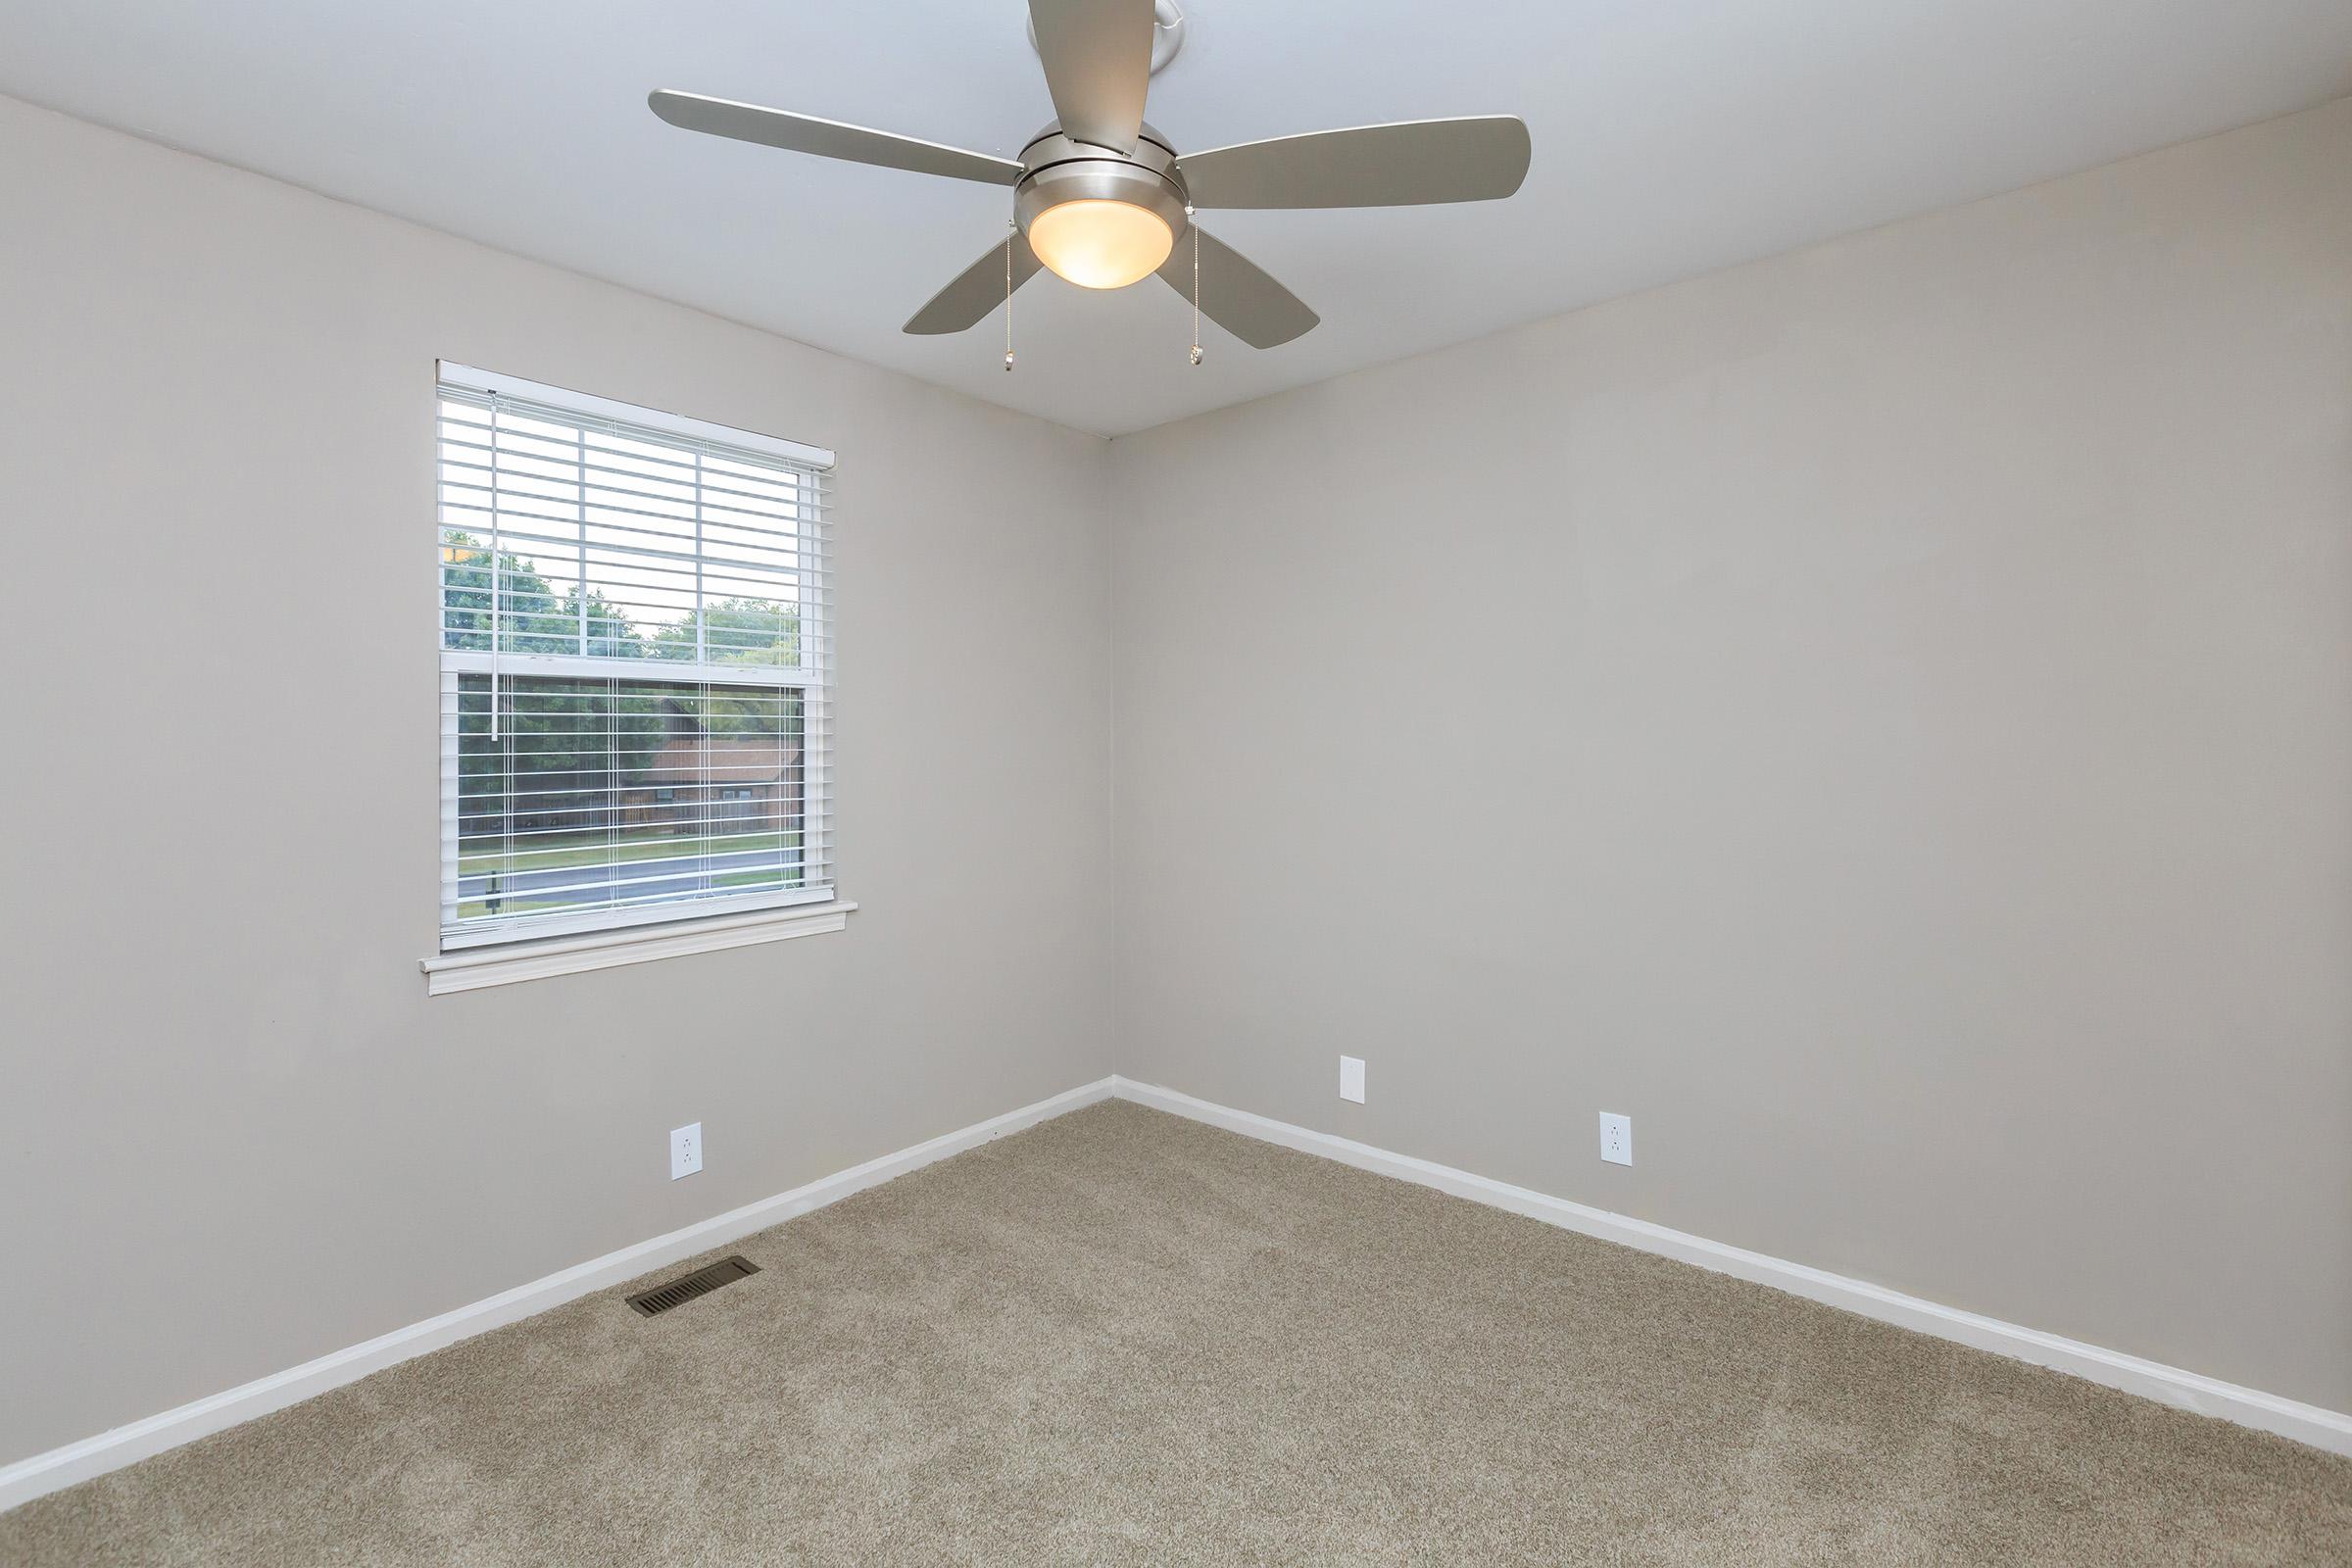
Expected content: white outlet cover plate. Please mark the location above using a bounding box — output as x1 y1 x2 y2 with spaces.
670 1122 703 1180
1339 1055 1366 1104
1598 1111 1632 1166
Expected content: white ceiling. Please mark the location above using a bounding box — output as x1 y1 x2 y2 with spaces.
5 1 2348 436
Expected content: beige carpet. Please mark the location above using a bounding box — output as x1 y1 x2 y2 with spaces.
4 1101 2347 1566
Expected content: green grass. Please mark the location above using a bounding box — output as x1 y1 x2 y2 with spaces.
460 827 798 876
457 827 806 919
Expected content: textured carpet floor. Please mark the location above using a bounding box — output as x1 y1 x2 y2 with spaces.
5 1101 2348 1565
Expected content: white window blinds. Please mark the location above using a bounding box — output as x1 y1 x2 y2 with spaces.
435 365 833 949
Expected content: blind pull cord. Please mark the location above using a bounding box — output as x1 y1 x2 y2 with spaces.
489 395 503 741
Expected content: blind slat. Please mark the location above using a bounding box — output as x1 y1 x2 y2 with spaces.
437 378 834 946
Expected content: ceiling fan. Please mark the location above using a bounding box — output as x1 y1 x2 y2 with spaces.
649 0 1531 353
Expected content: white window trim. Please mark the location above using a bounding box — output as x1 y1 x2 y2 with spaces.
420 900 858 995
436 362 835 469
437 882 838 952
429 362 843 977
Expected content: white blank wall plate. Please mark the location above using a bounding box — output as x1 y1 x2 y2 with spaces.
670 1122 703 1180
1339 1055 1366 1104
1598 1111 1632 1166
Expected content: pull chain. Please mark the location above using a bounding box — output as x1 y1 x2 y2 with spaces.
1188 209 1202 366
1004 222 1015 372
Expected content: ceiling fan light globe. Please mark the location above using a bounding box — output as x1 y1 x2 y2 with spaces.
1027 199 1174 290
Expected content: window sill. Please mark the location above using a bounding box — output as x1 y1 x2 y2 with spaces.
419 900 857 995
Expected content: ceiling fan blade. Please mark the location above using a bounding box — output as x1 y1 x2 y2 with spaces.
1154 228 1319 350
904 232 1045 335
1178 117 1532 209
1028 0 1153 152
650 90 1022 186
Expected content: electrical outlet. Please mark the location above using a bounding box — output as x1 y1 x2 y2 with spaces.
1339 1055 1366 1104
1598 1111 1632 1166
670 1122 703 1180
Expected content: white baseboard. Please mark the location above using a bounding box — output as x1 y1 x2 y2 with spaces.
10 1069 2343 1517
0 1076 1117 1515
1109 1076 2352 1458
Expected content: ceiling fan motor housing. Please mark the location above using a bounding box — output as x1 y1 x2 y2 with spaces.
1012 122 1192 246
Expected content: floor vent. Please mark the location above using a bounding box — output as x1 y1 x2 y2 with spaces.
626 1255 761 1318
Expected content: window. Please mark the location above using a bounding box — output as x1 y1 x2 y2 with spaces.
436 364 833 950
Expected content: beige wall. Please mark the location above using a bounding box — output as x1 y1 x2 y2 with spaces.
7 84 2349 1471
0 96 1114 1464
1110 100 2352 1410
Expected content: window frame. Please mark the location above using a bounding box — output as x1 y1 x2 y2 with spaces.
433 362 837 955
